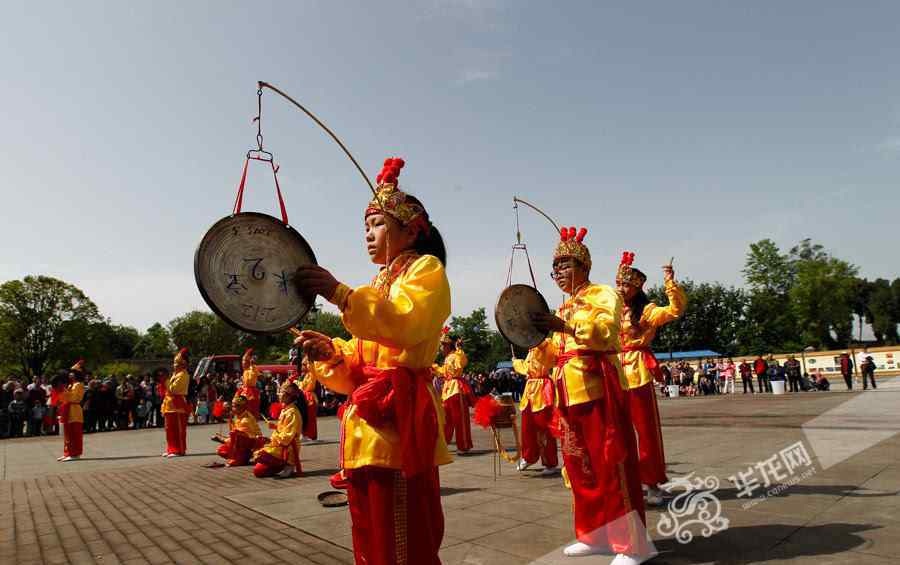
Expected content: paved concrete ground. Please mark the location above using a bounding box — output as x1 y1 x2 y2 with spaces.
2 379 900 564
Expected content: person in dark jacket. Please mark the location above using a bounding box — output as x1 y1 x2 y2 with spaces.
839 353 854 390
862 356 877 390
785 356 802 392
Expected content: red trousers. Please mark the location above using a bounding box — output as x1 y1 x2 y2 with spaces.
253 450 288 477
63 422 83 457
164 412 188 455
628 382 668 487
559 399 649 555
347 466 444 565
520 407 558 467
442 394 472 452
217 431 264 466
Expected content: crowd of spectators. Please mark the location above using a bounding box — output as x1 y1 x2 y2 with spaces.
0 367 345 440
659 356 830 397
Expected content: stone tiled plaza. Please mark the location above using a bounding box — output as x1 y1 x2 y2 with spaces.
3 382 900 565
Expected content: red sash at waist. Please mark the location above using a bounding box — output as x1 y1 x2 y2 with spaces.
349 365 437 478
622 345 663 382
555 348 627 464
165 393 189 412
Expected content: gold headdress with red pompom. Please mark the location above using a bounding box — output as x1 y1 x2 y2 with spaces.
173 347 188 370
553 226 592 270
616 251 646 288
440 326 453 345
366 157 427 230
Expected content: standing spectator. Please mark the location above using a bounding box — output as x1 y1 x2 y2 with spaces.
861 356 877 390
135 399 151 429
785 356 802 392
153 369 167 428
722 358 736 394
29 400 45 436
8 388 28 438
27 376 47 409
739 359 754 394
84 380 99 433
115 378 133 429
839 353 854 391
754 355 770 393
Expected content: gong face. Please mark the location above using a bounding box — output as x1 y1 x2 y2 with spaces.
494 284 551 350
194 212 317 334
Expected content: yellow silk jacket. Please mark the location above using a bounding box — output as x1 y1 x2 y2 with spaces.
310 252 453 470
511 353 553 413
231 410 261 437
435 348 468 401
62 382 85 424
161 369 189 414
257 403 301 460
528 282 625 407
621 280 687 389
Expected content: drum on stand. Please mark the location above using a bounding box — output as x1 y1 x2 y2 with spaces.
494 284 551 350
194 212 317 334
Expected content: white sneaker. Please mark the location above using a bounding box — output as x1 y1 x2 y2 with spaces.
541 466 560 476
645 487 665 507
563 541 609 556
277 466 295 478
166 453 183 458
60 456 73 462
516 458 532 472
57 455 66 462
161 452 169 457
610 551 657 565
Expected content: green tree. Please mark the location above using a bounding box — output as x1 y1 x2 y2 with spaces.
648 280 747 356
865 279 899 345
740 240 798 354
787 242 858 349
168 311 241 358
447 308 501 374
301 306 351 340
134 323 173 358
0 276 102 375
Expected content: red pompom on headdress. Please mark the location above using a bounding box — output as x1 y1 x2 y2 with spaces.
616 251 645 287
554 225 592 269
367 157 425 230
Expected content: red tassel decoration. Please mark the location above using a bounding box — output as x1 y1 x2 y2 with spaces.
576 227 587 242
473 396 502 428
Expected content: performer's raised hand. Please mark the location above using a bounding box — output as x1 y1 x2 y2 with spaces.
293 330 335 361
294 265 340 300
662 264 675 283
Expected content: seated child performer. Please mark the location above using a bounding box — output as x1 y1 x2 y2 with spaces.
57 360 86 462
433 329 474 453
511 351 559 475
252 382 304 478
236 348 261 419
616 252 686 507
294 157 452 565
214 395 264 466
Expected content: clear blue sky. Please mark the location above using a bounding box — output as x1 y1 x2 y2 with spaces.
2 1 898 332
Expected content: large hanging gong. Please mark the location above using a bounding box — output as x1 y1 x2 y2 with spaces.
495 284 551 350
194 212 317 334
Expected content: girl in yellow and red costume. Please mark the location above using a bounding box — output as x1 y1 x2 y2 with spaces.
294 157 451 565
162 348 190 457
511 351 558 475
616 252 686 506
236 348 261 419
214 395 265 466
57 360 86 462
434 329 474 453
253 382 303 477
529 227 654 564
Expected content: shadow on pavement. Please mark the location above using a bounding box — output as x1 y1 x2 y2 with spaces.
654 522 881 564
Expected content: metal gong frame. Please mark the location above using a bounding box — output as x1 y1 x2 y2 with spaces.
194 211 318 335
